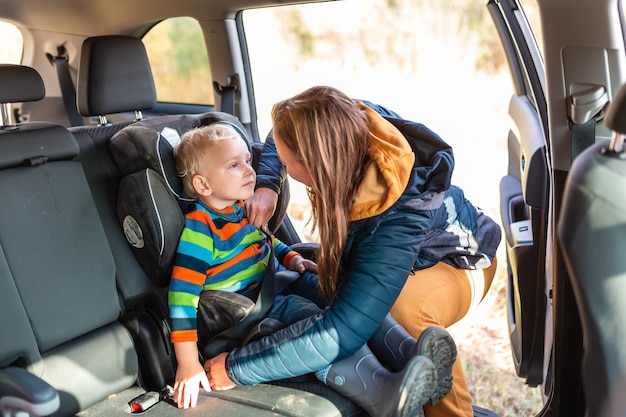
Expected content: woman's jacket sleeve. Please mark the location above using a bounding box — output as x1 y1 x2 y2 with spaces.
224 203 439 385
255 134 287 194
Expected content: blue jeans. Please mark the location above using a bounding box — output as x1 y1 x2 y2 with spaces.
278 269 327 309
265 293 323 325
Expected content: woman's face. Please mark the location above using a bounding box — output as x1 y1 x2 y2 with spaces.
273 133 313 187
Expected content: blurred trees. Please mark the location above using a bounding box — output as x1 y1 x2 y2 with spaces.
143 17 214 105
276 0 507 75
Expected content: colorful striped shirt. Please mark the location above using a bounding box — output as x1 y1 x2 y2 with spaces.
168 199 298 343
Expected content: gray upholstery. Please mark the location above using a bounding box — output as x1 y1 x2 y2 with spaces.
0 149 120 352
77 36 156 117
0 65 139 415
0 123 78 169
0 64 45 103
557 139 626 416
0 253 40 369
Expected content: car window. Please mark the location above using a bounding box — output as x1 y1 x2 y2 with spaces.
0 21 23 63
142 17 214 105
243 0 512 242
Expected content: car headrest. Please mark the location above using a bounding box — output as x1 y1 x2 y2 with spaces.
0 123 79 169
77 36 157 117
0 65 45 103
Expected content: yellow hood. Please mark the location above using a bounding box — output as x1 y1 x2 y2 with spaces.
349 103 415 221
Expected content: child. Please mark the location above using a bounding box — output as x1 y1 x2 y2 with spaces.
169 122 453 417
168 123 318 408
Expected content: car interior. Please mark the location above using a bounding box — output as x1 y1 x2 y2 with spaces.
0 0 625 417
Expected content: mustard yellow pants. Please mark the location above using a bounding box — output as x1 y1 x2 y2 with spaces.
390 259 498 417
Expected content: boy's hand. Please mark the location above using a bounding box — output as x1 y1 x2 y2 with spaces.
172 342 211 409
173 360 211 408
289 255 318 274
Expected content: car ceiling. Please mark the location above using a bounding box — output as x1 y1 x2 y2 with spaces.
0 0 334 36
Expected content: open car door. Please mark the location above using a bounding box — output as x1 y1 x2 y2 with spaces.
488 0 549 390
490 1 626 416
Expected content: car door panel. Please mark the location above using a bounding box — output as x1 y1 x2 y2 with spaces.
500 93 548 387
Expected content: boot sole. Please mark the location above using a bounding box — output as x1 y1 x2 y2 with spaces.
395 355 437 417
415 326 457 405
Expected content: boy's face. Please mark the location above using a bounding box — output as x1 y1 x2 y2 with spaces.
193 136 256 209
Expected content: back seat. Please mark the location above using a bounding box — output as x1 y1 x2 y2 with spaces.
0 62 362 417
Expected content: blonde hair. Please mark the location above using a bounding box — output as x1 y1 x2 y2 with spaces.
271 85 370 299
175 123 242 198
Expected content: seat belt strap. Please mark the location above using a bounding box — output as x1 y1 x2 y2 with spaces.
213 74 239 115
202 232 299 358
47 45 83 127
571 117 596 162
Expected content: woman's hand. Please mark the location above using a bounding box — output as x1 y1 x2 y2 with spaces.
245 187 278 230
205 352 237 390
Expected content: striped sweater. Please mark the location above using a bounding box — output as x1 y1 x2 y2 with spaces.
168 199 298 343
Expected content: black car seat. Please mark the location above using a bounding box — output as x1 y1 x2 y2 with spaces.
557 81 626 417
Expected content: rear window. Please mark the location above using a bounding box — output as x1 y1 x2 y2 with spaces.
0 22 23 63
143 17 214 105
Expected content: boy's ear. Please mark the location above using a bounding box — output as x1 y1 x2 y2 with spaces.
192 174 212 197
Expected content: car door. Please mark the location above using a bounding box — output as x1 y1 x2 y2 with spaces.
488 0 550 391
491 1 626 416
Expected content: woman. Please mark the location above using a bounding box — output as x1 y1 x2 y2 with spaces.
208 85 501 417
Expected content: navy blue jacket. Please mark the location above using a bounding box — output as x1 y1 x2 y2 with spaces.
226 103 500 385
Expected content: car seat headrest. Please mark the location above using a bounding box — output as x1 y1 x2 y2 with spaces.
109 125 190 203
77 36 156 117
199 112 252 152
109 115 290 287
0 65 45 104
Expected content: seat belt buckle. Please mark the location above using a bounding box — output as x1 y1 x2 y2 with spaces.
128 391 162 413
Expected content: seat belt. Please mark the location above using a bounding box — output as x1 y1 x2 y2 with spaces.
569 85 608 162
213 74 239 116
202 232 299 358
46 44 83 127
571 117 596 162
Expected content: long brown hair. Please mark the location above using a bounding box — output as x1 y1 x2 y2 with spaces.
271 86 369 299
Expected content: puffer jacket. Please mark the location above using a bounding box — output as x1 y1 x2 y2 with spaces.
225 103 500 385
